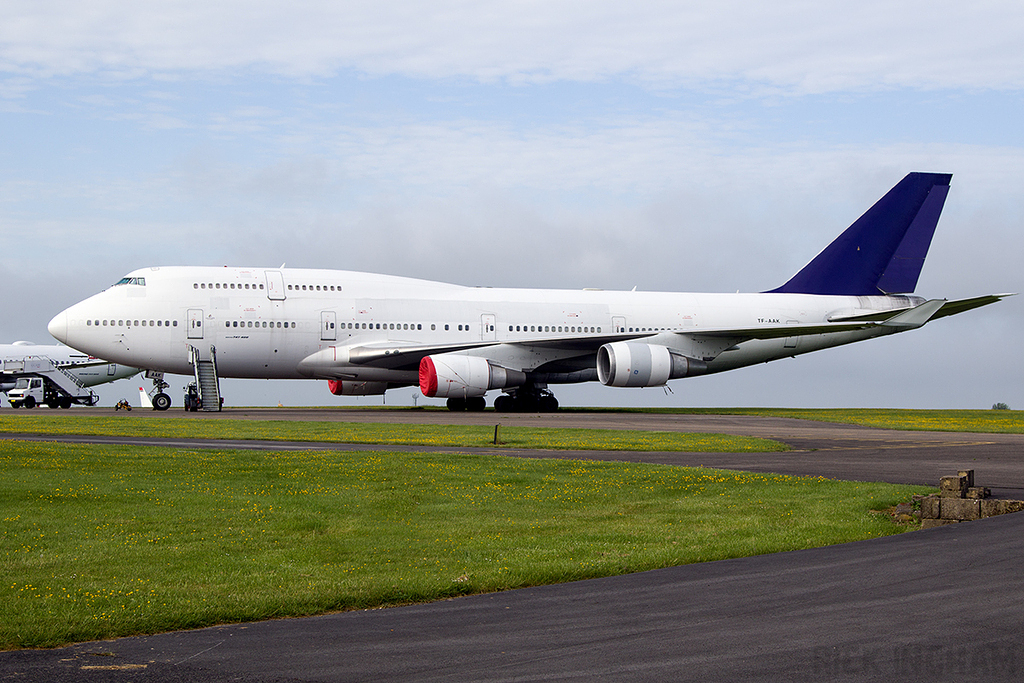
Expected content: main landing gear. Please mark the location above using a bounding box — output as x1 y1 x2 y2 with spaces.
494 385 559 413
445 396 487 412
443 384 559 412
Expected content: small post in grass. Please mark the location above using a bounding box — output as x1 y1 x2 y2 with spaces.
494 424 501 445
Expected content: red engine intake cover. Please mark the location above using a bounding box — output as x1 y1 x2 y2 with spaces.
419 357 438 397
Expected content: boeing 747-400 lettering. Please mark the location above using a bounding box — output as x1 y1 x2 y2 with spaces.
47 173 1010 411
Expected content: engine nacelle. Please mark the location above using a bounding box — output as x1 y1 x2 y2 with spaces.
327 379 388 396
419 354 526 398
597 342 707 387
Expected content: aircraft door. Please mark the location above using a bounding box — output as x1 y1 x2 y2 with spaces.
321 311 337 341
784 320 800 349
265 271 286 301
613 316 626 334
187 309 204 339
481 314 496 341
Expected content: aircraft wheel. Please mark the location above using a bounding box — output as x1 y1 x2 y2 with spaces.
23 396 36 409
446 397 466 411
539 395 559 412
153 393 171 411
494 395 514 412
466 396 486 412
513 395 537 412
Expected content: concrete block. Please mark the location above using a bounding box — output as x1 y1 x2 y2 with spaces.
940 497 981 521
939 475 967 498
920 495 940 519
981 500 1024 518
965 486 991 499
958 469 975 488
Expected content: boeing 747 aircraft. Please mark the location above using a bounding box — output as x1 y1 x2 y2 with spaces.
1 341 139 408
47 173 1009 411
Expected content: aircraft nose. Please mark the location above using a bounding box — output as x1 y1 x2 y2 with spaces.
48 310 68 343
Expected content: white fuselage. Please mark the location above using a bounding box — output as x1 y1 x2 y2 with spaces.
47 266 917 389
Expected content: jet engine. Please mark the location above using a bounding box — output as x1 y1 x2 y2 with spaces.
597 342 707 387
327 379 388 396
419 354 526 398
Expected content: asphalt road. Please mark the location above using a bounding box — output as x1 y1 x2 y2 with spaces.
3 409 1023 681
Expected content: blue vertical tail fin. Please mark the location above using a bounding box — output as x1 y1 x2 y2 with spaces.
768 172 952 296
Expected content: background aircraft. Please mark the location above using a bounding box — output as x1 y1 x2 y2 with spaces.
46 173 1009 412
1 341 139 408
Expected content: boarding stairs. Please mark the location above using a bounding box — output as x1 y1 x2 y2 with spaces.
188 345 222 411
1 356 99 405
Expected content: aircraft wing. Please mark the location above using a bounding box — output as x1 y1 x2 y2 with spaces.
300 332 656 375
56 359 119 369
301 339 501 374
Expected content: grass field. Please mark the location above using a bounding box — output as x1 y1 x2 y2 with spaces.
0 414 787 452
566 407 1024 433
0 439 931 650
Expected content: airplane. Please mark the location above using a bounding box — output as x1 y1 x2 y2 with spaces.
1 341 140 408
46 172 1010 412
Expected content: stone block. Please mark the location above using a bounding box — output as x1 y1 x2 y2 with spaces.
958 469 975 488
940 497 981 521
965 486 991 499
939 475 967 498
920 495 940 519
981 499 1024 518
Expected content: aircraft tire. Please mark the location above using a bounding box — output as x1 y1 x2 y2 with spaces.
153 393 172 411
466 396 486 412
494 395 514 412
446 397 466 411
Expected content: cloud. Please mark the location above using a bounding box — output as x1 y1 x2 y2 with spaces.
2 1 1021 410
3 1 1023 93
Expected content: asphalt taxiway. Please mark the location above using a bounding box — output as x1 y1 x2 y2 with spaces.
2 409 1023 681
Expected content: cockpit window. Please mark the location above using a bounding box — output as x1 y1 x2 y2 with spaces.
114 277 146 286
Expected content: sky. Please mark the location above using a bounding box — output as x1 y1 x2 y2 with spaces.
2 1 1022 410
